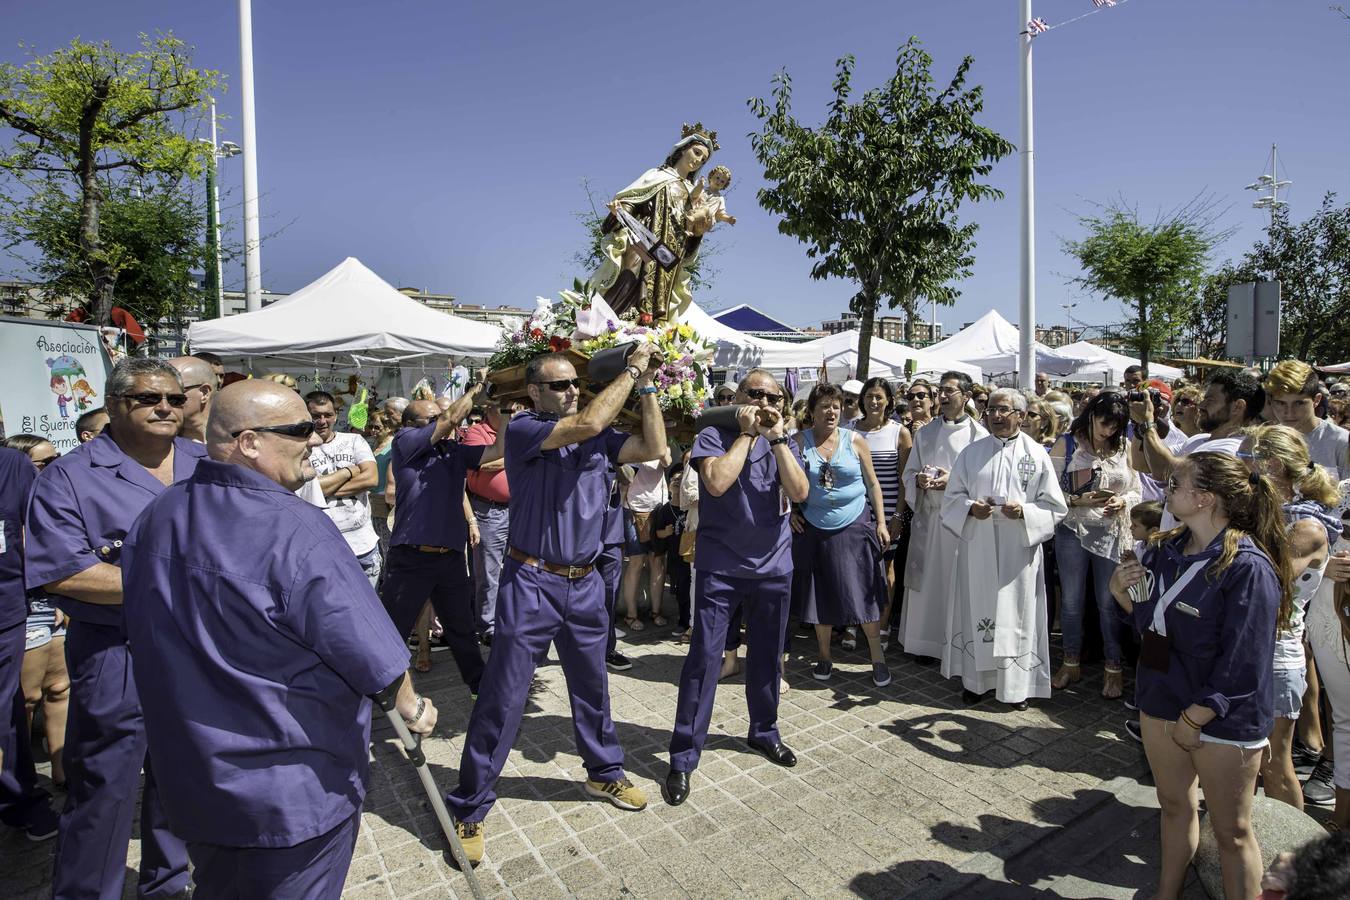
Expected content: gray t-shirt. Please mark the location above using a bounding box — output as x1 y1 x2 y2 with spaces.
308 432 378 555
1302 418 1348 478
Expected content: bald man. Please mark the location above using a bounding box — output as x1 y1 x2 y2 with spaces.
122 380 434 898
168 356 219 443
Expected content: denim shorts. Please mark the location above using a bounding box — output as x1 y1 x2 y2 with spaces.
1272 665 1307 720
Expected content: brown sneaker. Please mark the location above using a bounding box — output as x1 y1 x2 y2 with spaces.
584 776 648 811
453 819 484 867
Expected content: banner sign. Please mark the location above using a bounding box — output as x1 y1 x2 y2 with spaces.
0 316 113 451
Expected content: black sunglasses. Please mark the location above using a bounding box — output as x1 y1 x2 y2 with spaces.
532 378 583 391
906 392 930 401
744 387 783 402
114 392 188 408
230 421 316 439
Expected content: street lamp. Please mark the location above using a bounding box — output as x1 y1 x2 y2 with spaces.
201 102 241 318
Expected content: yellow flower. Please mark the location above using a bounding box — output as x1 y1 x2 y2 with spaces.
666 385 683 398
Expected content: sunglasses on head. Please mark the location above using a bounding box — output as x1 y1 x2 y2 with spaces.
531 377 583 391
744 387 783 402
230 421 316 439
114 392 188 408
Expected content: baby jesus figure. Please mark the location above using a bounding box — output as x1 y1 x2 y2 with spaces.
689 165 736 230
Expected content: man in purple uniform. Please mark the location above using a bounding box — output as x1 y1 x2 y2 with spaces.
381 385 504 695
24 357 203 899
447 345 666 865
0 446 60 842
663 369 809 806
121 380 436 899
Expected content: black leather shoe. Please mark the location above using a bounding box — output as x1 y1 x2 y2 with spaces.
1006 700 1029 711
746 737 797 767
662 768 690 806
962 689 987 705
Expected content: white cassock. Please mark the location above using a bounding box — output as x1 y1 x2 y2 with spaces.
940 432 1067 703
899 415 987 658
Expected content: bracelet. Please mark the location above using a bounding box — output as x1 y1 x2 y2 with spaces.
769 436 789 447
624 365 643 381
404 696 427 725
739 431 757 440
1179 709 1202 730
638 385 658 396
1137 421 1156 433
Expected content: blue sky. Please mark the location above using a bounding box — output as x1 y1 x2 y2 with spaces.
2 0 1345 333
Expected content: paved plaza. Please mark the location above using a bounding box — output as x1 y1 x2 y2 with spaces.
6 627 1226 899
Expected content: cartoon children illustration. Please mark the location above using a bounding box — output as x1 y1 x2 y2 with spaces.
50 375 72 419
71 378 98 412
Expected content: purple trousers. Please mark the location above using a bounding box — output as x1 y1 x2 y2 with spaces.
381 545 484 693
447 557 625 823
54 620 189 900
0 619 48 829
187 811 360 900
669 571 791 773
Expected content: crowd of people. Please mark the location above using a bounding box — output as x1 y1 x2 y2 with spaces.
2 349 1349 898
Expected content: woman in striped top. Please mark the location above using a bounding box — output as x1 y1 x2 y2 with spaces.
851 377 910 645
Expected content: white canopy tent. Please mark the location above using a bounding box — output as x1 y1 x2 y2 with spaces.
188 256 503 358
1055 341 1184 383
925 309 1090 377
680 301 775 369
758 329 983 382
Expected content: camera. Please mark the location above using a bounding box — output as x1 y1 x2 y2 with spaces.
1127 390 1148 403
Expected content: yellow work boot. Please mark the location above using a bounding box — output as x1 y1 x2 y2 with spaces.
584 776 648 811
453 819 484 867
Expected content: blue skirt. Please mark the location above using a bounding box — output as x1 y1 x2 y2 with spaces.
794 509 886 626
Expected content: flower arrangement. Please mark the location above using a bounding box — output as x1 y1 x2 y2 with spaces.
488 292 715 416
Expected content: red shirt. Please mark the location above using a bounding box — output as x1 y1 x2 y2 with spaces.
463 422 509 503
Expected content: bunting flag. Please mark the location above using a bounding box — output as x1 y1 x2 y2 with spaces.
1026 0 1132 36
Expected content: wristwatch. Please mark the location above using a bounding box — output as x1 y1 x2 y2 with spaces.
624 365 643 381
769 436 789 447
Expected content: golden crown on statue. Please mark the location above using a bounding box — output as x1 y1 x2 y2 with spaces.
681 122 720 152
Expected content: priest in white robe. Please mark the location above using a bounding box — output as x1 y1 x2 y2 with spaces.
899 372 987 659
940 389 1067 708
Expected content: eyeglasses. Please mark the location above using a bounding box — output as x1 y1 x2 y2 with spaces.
1175 398 1196 407
715 392 737 401
744 388 784 402
906 392 930 401
531 378 582 391
987 406 1020 416
936 386 963 396
230 421 317 439
973 396 989 405
1165 475 1206 495
113 392 188 408
817 460 835 491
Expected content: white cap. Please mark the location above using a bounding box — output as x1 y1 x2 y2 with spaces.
842 379 865 396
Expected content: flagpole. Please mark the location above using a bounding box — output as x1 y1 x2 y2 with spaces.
239 0 263 312
1018 0 1037 390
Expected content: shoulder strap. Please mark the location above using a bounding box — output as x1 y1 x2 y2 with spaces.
1058 433 1077 493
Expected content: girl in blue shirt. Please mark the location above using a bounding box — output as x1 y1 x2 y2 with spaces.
1110 451 1292 900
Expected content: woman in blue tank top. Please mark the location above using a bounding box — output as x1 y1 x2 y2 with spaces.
791 383 893 687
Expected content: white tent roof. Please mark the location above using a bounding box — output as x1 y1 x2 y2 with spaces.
1055 341 1184 383
680 301 774 368
760 330 982 382
925 309 1091 377
188 257 503 358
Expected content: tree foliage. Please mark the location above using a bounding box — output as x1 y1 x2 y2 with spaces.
747 38 1013 377
6 178 207 326
1063 196 1230 375
0 33 219 324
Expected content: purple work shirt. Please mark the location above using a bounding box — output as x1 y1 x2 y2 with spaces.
0 447 36 629
389 421 485 550
23 431 206 630
122 459 410 848
692 426 800 578
506 411 628 566
601 462 624 547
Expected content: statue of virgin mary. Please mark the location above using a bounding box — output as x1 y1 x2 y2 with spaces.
590 123 718 323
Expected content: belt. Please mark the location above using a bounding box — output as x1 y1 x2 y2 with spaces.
507 546 594 580
470 495 510 510
407 544 452 554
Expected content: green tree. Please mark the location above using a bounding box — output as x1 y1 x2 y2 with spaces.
7 178 208 326
1242 195 1350 363
1063 196 1230 376
747 38 1013 377
0 34 219 324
